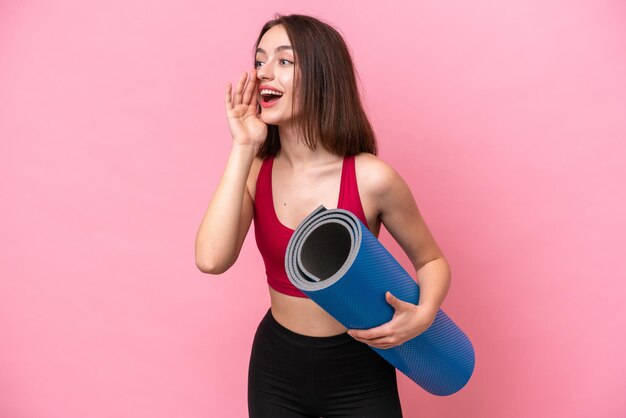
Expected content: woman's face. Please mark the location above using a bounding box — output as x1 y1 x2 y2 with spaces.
255 25 299 125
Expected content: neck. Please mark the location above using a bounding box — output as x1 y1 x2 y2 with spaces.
277 123 338 168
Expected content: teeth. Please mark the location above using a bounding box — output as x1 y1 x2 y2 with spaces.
260 89 283 96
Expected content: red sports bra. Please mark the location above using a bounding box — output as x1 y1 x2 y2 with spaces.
253 155 369 297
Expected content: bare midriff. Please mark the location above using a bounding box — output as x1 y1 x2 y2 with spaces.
269 287 348 337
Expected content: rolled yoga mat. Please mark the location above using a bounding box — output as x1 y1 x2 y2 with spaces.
285 206 475 396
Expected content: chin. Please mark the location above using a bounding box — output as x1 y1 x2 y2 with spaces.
260 113 289 126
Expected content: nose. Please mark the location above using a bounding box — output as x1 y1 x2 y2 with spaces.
256 59 275 81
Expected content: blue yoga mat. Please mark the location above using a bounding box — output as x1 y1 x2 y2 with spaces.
285 206 475 396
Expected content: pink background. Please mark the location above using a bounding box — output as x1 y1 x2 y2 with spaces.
2 0 625 417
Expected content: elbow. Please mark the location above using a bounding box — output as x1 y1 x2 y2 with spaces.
196 258 225 275
195 238 241 274
195 254 233 275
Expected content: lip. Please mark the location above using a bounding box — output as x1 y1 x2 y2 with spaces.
258 84 283 109
258 85 283 94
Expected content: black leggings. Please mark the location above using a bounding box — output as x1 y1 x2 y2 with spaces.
248 309 403 417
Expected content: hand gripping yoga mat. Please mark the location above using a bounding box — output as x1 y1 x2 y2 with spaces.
285 206 475 396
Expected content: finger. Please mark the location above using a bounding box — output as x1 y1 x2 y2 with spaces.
242 69 257 106
352 335 397 348
225 82 233 111
351 334 386 344
386 291 409 311
233 71 247 106
348 324 391 340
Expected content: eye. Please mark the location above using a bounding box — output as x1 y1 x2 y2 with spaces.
279 59 293 65
254 60 264 68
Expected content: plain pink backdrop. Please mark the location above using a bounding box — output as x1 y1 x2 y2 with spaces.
1 0 625 417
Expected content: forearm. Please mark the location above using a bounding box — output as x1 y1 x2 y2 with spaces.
415 257 451 315
195 144 256 272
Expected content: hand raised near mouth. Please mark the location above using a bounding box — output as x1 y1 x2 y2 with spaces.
225 68 267 149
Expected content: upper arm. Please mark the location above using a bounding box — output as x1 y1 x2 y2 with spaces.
371 159 444 272
232 157 261 259
234 185 254 257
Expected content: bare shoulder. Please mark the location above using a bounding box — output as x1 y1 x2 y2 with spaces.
354 152 405 199
246 156 265 201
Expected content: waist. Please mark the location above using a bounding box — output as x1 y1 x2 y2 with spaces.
269 287 348 337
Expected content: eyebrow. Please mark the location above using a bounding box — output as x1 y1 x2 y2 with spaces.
255 45 293 54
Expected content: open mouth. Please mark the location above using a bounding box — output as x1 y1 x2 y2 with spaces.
260 88 283 104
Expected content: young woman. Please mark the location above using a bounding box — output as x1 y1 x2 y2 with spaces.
195 14 451 417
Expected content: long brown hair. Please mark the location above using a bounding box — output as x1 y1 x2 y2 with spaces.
253 14 378 158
